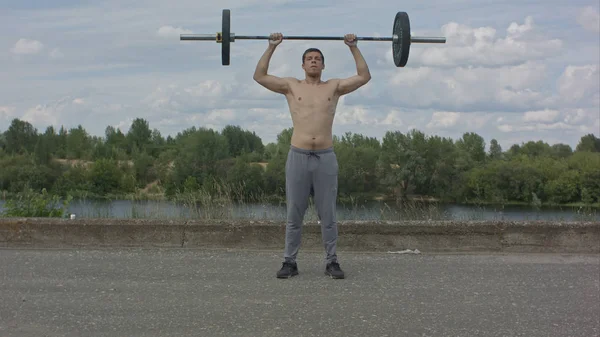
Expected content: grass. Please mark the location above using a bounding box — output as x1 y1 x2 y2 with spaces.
56 197 600 223
1 182 598 222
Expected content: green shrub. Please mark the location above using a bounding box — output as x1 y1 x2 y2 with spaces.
1 188 72 218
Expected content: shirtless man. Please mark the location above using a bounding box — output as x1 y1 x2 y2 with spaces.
253 32 371 279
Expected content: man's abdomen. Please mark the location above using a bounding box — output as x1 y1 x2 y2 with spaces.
290 114 335 150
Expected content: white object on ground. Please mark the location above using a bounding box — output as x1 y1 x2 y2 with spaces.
387 249 421 254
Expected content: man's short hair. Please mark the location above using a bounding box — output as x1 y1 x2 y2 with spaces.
302 48 324 64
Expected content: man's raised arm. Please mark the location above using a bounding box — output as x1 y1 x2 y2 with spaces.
336 34 371 95
253 33 290 94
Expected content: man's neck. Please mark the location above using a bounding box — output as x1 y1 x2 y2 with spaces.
304 75 322 85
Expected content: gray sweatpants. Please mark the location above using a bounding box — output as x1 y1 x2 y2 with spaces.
284 145 339 264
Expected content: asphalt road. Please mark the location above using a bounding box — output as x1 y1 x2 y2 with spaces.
0 248 598 337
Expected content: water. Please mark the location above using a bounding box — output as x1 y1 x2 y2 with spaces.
1 199 598 221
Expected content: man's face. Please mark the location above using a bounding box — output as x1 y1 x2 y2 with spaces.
302 52 324 74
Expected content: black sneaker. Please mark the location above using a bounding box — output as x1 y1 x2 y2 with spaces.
276 261 299 278
325 261 345 279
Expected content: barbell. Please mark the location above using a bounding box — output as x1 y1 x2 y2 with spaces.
180 9 446 67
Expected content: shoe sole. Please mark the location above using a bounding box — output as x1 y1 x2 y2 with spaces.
325 272 345 279
277 271 299 279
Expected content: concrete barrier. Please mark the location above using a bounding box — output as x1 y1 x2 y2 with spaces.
0 218 599 253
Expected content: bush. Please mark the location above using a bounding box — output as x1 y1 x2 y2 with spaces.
1 188 72 218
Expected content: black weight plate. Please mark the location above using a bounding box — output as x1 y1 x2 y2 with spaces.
393 12 411 67
222 9 230 66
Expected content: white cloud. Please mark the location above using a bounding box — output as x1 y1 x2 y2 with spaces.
49 48 64 59
0 106 17 121
11 96 128 134
387 61 549 111
380 109 404 126
497 107 599 135
577 6 600 32
157 25 193 39
562 109 588 125
385 59 599 118
562 108 600 134
498 122 579 133
184 80 228 97
557 64 599 105
10 38 44 55
390 16 563 67
333 96 372 125
506 16 534 36
427 112 460 128
19 96 84 127
22 104 59 127
142 80 250 116
205 109 236 123
523 109 559 123
113 118 134 133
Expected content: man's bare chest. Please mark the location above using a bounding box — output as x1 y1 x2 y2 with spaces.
287 85 338 109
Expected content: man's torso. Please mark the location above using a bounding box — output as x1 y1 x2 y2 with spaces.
284 79 340 150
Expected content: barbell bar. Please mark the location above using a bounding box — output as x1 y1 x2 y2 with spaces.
180 9 446 67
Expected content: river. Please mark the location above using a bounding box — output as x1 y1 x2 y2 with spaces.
0 199 598 221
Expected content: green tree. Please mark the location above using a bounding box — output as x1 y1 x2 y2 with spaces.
66 125 92 159
223 125 249 157
568 151 600 203
51 164 92 197
335 133 381 197
0 133 6 154
222 124 265 160
262 129 293 196
544 170 580 204
169 127 229 194
488 139 502 160
576 134 600 152
55 126 68 158
133 151 157 188
148 128 165 158
226 158 266 201
377 130 428 201
34 136 52 165
550 143 572 158
4 119 38 155
277 127 293 146
520 140 552 157
89 159 125 195
456 132 486 165
105 126 127 151
426 135 458 201
127 118 153 154
42 126 58 156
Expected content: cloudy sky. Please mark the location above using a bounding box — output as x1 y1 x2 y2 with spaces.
1 0 599 150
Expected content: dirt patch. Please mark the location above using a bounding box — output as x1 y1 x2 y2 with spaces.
54 158 134 167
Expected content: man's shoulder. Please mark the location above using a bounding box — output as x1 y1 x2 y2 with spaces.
322 79 342 90
282 77 300 83
324 78 342 86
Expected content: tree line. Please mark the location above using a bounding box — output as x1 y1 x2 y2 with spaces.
1 117 599 207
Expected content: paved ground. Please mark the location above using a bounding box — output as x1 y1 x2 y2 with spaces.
0 248 598 337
